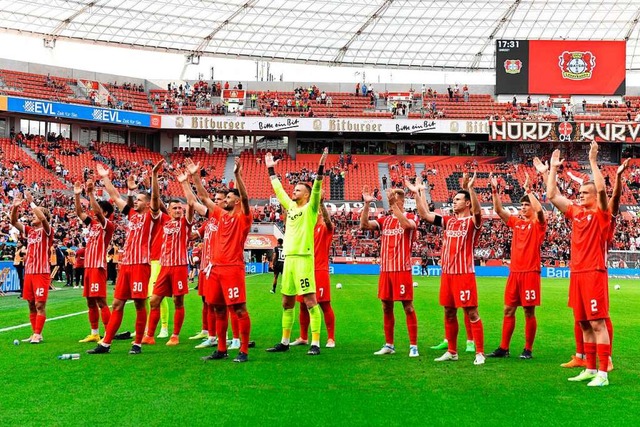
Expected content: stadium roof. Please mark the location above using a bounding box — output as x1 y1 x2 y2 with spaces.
1 0 640 70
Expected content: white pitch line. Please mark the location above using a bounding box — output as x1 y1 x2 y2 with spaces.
0 301 133 334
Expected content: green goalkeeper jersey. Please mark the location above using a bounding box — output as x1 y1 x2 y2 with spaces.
271 177 321 256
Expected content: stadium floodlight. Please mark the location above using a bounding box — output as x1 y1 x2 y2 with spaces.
186 54 200 65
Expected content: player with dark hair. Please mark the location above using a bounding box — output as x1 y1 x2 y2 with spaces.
486 172 546 359
187 157 253 363
414 173 486 365
361 187 419 357
189 188 228 349
271 238 284 294
265 148 328 356
87 162 158 355
74 179 115 343
142 163 195 346
546 144 612 386
11 191 53 344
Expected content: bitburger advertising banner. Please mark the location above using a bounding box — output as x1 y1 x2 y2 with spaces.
161 116 489 134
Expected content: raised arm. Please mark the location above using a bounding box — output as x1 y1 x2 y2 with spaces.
25 191 51 235
464 172 482 226
406 176 436 223
184 158 217 212
588 141 608 211
96 163 128 212
86 180 106 226
523 172 545 224
310 148 328 212
360 186 380 231
234 157 250 215
74 181 89 223
319 193 334 233
609 158 629 216
10 194 24 234
489 174 510 223
546 150 571 213
387 190 415 230
150 159 164 215
175 168 205 219
265 152 293 209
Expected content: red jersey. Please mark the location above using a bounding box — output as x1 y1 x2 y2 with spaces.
158 213 192 267
506 216 546 272
314 221 334 271
212 208 252 267
564 204 610 272
120 209 154 265
23 225 53 275
197 212 219 271
376 213 417 272
150 214 164 261
84 218 115 269
74 247 86 268
440 215 481 274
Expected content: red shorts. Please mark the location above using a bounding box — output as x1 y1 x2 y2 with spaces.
378 271 413 301
83 268 108 298
198 270 207 297
440 272 478 308
504 271 541 307
208 265 246 306
23 274 50 303
154 265 189 297
296 270 331 303
570 270 609 321
114 264 151 300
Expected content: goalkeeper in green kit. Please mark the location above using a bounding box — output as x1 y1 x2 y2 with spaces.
265 148 328 356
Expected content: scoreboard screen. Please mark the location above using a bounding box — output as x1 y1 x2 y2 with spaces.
496 40 626 95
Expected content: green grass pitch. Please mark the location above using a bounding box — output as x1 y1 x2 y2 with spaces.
1 275 639 426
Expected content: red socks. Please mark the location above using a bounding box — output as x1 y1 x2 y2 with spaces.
584 342 597 370
464 312 473 341
207 305 217 336
230 309 239 339
299 303 310 341
134 307 147 344
100 306 111 327
237 311 251 353
470 318 484 354
605 317 613 352
215 310 229 352
597 343 611 372
173 306 185 336
383 310 395 344
34 314 46 335
445 315 459 354
201 304 208 331
146 308 161 338
88 306 100 330
103 309 123 345
319 302 335 341
525 316 537 351
500 316 516 350
574 321 584 354
29 312 36 332
406 310 418 346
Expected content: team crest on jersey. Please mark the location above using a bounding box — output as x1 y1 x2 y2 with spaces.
559 51 595 80
504 59 522 74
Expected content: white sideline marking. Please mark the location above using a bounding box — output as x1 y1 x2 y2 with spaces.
0 301 133 334
0 310 89 333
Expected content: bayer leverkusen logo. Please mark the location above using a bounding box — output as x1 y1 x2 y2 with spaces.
504 59 522 74
558 122 573 137
559 51 596 80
